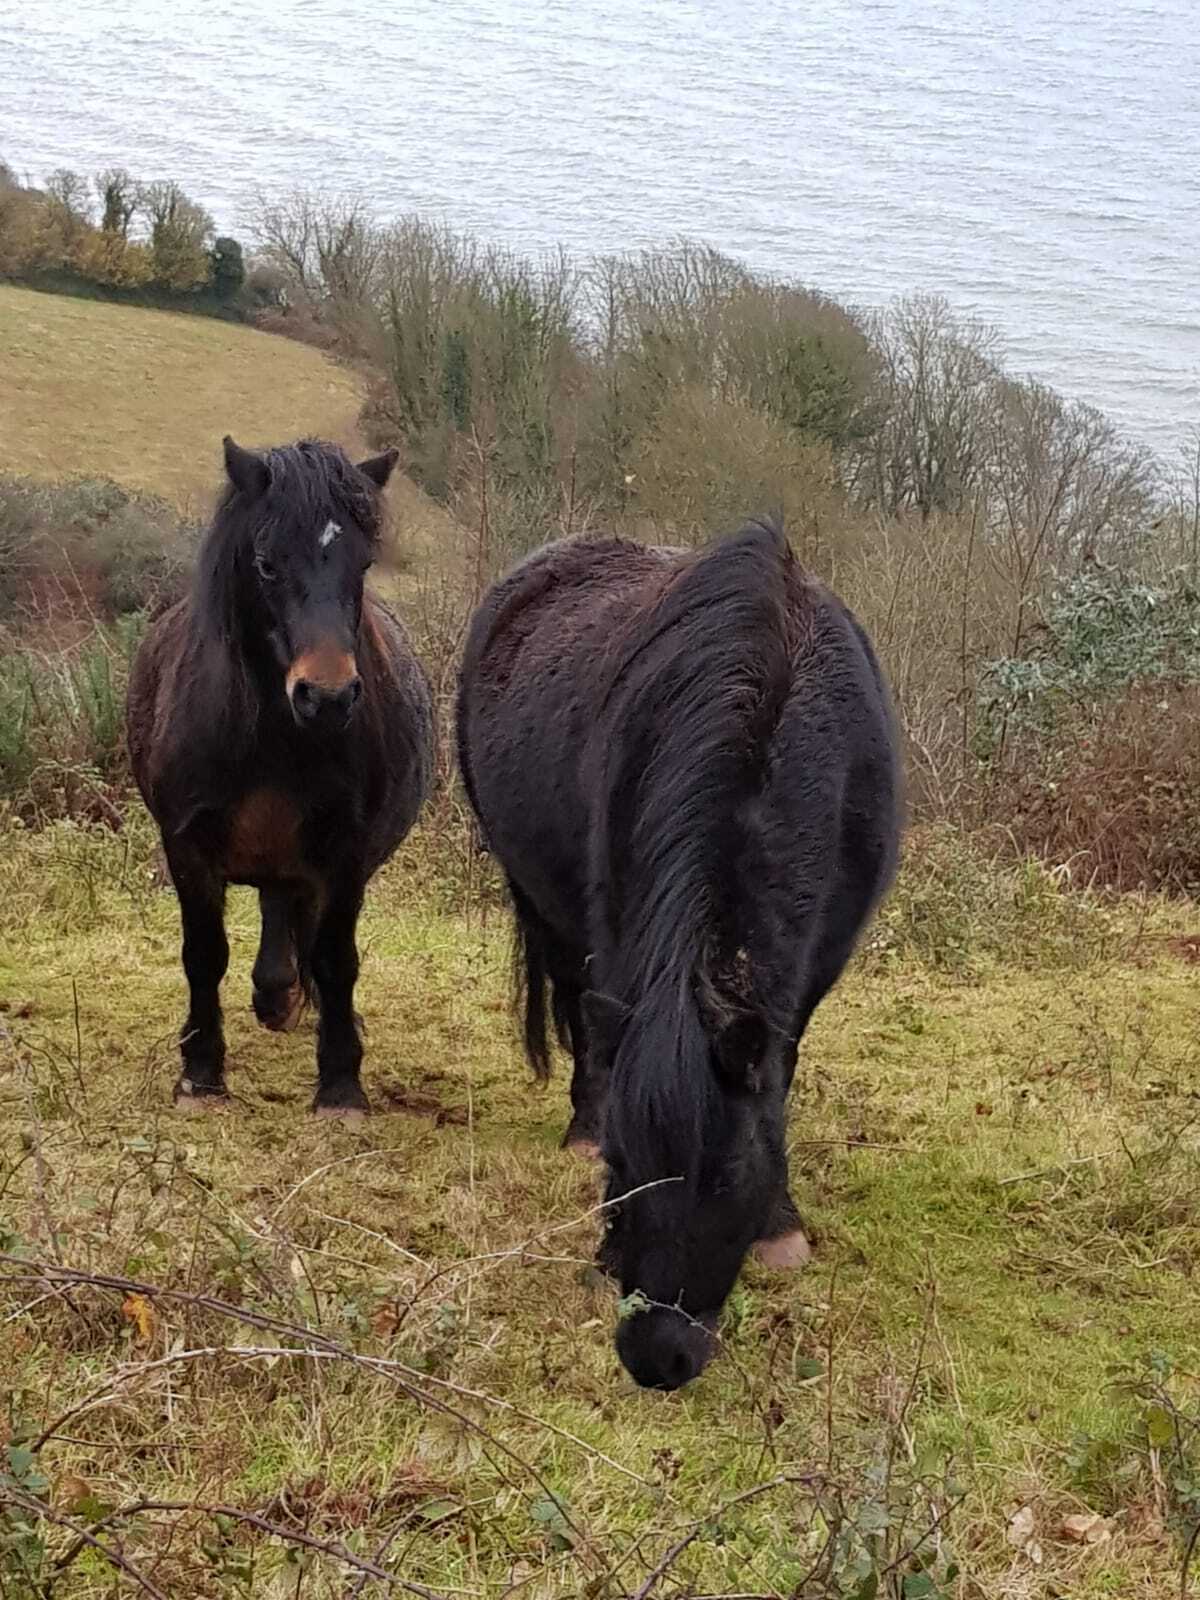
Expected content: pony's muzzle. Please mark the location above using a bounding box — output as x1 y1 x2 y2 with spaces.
286 651 361 730
615 1306 717 1391
290 675 362 728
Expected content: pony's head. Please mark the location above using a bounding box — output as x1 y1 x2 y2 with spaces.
590 979 790 1390
218 436 398 732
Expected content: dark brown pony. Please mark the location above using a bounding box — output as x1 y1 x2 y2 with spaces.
127 437 433 1114
457 519 900 1388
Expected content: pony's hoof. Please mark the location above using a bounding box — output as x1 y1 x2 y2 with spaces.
753 1229 813 1270
564 1135 603 1160
561 1115 603 1159
173 1077 230 1112
312 1083 371 1120
313 1104 368 1125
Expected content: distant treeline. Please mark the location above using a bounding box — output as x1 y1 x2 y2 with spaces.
0 158 264 315
6 172 1200 892
245 191 1173 559
245 191 1200 890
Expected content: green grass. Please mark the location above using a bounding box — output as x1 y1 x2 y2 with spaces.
2 819 1200 1597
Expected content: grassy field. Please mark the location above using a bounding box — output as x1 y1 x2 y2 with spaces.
0 286 364 512
2 818 1199 1599
2 284 1199 1597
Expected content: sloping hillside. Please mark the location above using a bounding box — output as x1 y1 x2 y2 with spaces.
0 286 364 511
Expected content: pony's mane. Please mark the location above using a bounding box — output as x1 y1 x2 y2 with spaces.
592 518 795 1194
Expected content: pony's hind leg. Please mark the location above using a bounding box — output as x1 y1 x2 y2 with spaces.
310 877 369 1116
558 984 608 1157
168 850 229 1104
290 889 319 1015
252 886 305 1033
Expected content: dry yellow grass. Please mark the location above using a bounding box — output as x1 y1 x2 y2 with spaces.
0 286 364 514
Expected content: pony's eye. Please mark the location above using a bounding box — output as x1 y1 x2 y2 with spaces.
254 555 277 582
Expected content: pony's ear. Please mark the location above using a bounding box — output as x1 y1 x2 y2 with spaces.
356 448 399 489
697 973 770 1090
581 989 631 1054
222 436 269 499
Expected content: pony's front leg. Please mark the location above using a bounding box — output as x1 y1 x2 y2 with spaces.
168 851 229 1104
753 1064 812 1270
310 877 369 1116
754 1184 813 1269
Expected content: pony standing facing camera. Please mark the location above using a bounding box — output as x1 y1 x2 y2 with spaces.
127 436 432 1116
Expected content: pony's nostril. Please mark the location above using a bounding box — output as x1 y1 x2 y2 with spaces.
291 679 319 719
290 676 359 725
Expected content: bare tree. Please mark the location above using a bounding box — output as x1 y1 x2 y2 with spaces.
44 168 92 225
138 180 214 290
249 188 382 314
248 186 319 297
985 378 1156 587
865 295 999 518
42 168 93 260
95 167 137 238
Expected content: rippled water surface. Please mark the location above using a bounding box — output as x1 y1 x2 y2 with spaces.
4 0 1198 451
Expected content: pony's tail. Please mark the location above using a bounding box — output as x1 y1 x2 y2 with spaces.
598 517 795 1190
509 880 572 1080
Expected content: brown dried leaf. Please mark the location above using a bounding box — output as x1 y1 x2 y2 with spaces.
371 1302 401 1339
57 1474 92 1512
121 1292 157 1343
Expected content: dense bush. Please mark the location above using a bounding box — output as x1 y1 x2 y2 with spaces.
211 235 246 299
977 567 1200 889
0 477 197 817
980 566 1200 737
992 685 1200 892
0 475 196 626
0 160 249 313
250 200 1159 570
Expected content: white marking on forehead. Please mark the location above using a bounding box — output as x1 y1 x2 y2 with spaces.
319 520 341 549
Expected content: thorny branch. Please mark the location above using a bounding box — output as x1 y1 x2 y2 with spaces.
28 1488 452 1598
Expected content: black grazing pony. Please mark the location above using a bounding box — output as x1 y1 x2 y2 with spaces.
457 519 900 1388
128 437 433 1115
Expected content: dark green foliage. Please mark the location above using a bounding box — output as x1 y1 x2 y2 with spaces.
96 166 137 237
210 235 246 300
981 566 1200 740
